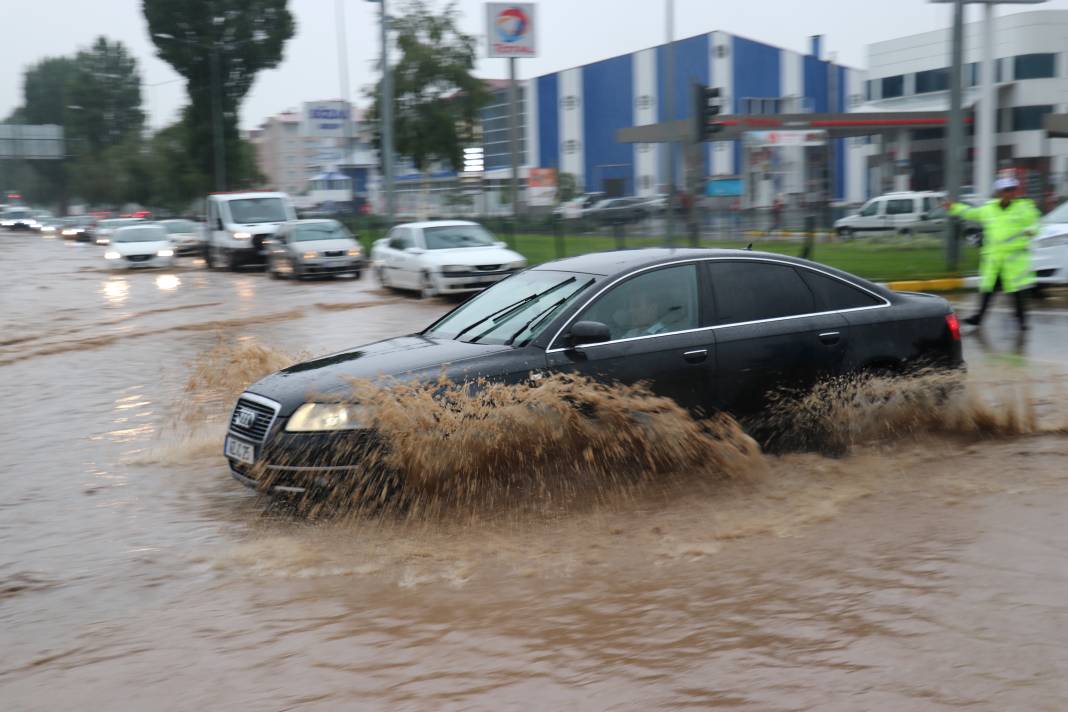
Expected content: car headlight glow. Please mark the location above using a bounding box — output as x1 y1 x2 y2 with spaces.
104 250 121 260
347 248 361 257
285 403 369 432
96 238 110 245
233 231 251 240
157 248 174 257
302 250 318 260
441 264 467 274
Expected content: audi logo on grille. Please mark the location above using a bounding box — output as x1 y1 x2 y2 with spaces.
234 407 257 429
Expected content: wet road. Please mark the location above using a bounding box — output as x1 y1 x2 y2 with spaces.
2 232 1067 710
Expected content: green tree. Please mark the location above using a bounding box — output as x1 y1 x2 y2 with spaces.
67 37 145 153
143 0 295 190
367 0 488 173
21 57 79 126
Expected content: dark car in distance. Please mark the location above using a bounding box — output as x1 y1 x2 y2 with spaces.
224 248 963 493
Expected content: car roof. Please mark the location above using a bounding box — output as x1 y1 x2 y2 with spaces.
115 223 164 232
210 191 288 200
396 220 480 229
289 218 341 225
531 247 882 283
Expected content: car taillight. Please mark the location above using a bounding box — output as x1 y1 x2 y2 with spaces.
945 313 961 341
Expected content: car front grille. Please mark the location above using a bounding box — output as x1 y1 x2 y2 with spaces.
323 250 345 257
126 254 152 262
475 264 502 271
228 396 279 442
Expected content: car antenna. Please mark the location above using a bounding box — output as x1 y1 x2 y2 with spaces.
745 242 753 251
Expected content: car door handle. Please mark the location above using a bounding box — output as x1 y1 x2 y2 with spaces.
683 349 708 363
818 331 841 345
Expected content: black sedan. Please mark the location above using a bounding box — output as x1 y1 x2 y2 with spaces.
224 248 963 493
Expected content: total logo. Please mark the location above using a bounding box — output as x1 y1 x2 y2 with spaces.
494 6 529 44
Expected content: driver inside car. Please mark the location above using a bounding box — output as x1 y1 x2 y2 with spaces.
616 290 684 339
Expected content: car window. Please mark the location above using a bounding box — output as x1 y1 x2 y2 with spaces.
797 268 884 310
114 226 168 243
578 265 700 341
228 197 288 224
387 228 411 250
859 200 880 217
706 261 815 324
423 224 495 249
292 222 347 242
886 199 915 216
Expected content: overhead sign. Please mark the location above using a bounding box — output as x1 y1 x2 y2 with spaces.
527 167 556 206
745 130 827 148
303 101 351 138
0 124 65 159
486 3 537 58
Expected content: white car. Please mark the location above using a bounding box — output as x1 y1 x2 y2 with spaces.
371 220 526 298
94 217 144 245
1032 200 1068 285
104 224 175 269
159 218 204 255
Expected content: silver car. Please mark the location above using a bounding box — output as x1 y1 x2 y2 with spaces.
159 218 204 256
266 219 365 280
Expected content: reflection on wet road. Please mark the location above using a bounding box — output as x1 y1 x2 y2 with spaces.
1 233 1067 710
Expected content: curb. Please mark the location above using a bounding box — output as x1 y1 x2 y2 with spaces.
880 276 979 292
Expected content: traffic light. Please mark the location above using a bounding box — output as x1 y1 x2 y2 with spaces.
695 85 724 141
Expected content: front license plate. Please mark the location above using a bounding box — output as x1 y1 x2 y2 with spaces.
225 436 256 465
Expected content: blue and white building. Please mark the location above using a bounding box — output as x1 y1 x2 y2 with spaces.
486 32 868 206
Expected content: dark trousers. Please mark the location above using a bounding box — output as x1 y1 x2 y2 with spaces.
972 276 1027 326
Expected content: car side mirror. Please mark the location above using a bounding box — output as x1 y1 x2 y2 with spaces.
567 321 611 348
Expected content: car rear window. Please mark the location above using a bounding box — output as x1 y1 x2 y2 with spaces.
798 269 884 310
707 261 815 324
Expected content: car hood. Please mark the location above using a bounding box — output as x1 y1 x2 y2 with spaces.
288 238 359 253
111 240 170 254
418 246 523 266
246 335 523 414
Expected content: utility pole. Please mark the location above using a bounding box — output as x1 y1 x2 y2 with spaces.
509 57 520 220
379 0 396 223
336 0 353 176
945 0 965 269
209 44 225 191
976 2 996 199
665 0 676 246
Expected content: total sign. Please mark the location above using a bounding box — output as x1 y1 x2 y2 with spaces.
486 3 537 58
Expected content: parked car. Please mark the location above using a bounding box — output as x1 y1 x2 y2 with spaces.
95 217 144 245
60 216 96 242
204 191 296 271
222 248 964 494
835 191 945 238
913 201 984 245
555 192 606 219
371 220 526 298
103 224 175 269
159 218 204 255
266 219 365 280
585 197 650 225
1032 198 1068 285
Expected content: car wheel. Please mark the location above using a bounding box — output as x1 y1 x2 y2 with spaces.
837 227 854 240
376 265 392 289
227 250 241 272
898 228 912 237
351 270 362 280
419 272 437 300
203 243 215 269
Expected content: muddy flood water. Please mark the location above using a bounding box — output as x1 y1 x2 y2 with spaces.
2 234 1068 710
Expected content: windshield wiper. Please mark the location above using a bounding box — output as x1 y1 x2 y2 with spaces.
506 278 595 347
454 276 578 343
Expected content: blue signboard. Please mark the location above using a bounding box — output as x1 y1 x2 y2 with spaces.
706 178 743 197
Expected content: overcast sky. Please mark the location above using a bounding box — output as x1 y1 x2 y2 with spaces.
5 0 1068 131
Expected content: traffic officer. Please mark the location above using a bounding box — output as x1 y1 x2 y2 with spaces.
947 176 1039 330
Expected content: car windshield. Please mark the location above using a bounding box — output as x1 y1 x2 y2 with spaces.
1043 200 1068 224
101 219 139 229
6 209 30 219
424 270 596 346
163 220 198 233
423 224 496 249
228 197 288 224
114 226 167 243
292 222 348 242
73 217 94 226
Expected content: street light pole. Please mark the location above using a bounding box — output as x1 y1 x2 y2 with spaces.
209 44 226 191
945 0 965 270
665 0 676 247
379 0 396 223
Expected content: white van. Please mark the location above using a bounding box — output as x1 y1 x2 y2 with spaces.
204 191 296 270
835 191 944 238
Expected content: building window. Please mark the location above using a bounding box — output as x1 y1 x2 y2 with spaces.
881 75 904 99
967 62 978 87
1014 53 1056 80
915 68 949 94
864 80 872 101
996 58 1004 83
1011 105 1054 131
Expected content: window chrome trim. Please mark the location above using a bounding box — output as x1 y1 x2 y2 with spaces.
544 256 891 354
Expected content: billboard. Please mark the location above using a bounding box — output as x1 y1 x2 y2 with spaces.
486 3 537 58
0 124 65 159
745 130 826 148
303 101 351 138
527 167 556 206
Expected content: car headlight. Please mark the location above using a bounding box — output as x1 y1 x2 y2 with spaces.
509 259 527 269
233 231 251 240
96 238 110 245
440 264 467 274
104 251 121 260
157 248 174 257
302 250 318 260
347 248 361 257
285 403 369 432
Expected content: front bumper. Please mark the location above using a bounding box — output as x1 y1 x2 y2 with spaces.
109 254 175 269
1032 244 1068 285
299 256 366 275
434 269 519 293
